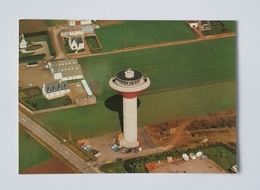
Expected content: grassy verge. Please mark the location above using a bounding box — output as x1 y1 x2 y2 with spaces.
99 161 127 173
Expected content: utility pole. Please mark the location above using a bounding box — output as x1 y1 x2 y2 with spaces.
69 128 71 140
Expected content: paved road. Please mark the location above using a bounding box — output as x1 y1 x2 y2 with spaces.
19 111 100 174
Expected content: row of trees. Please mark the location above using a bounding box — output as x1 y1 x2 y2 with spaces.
186 116 236 131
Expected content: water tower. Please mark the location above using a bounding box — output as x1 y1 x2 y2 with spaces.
109 68 150 148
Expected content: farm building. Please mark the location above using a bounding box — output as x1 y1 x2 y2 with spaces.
187 20 211 31
48 59 83 81
82 25 95 34
69 36 84 50
67 20 92 26
60 26 84 38
42 81 70 99
19 34 27 49
187 20 198 28
198 21 211 31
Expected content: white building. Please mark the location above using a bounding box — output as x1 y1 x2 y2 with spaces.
48 59 83 81
19 34 27 49
67 20 92 26
187 20 198 28
69 36 84 50
42 81 70 100
60 26 84 38
187 20 211 31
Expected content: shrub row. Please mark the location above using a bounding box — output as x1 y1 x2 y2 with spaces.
19 53 45 62
24 31 47 37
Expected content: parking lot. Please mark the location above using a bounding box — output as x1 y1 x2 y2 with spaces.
78 129 168 166
19 63 56 89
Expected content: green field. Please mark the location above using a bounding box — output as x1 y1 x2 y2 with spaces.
34 36 236 140
19 129 52 172
221 21 236 33
95 21 196 52
203 146 236 172
80 36 236 101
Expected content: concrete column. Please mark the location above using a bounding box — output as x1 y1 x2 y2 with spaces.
118 97 139 148
123 97 137 142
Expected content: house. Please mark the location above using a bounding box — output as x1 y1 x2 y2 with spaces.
187 20 198 28
187 20 211 31
48 59 83 81
42 81 70 99
19 34 27 49
67 20 92 26
198 21 211 31
69 36 84 50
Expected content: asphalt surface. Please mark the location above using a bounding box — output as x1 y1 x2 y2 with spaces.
19 111 100 174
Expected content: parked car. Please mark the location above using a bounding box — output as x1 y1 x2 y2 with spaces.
182 153 189 161
95 152 101 157
189 153 196 160
126 149 131 153
121 149 127 153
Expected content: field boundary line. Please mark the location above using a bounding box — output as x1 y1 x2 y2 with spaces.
86 33 236 57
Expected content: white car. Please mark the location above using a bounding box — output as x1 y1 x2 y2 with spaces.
95 152 101 157
196 151 203 157
189 153 196 160
182 153 189 161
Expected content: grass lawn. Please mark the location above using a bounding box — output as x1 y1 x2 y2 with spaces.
95 20 196 52
23 94 72 110
202 146 236 172
34 36 236 139
86 36 100 49
99 161 127 173
202 21 235 36
221 21 236 33
19 128 52 172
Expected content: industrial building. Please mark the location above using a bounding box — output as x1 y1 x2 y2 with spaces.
47 59 83 81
